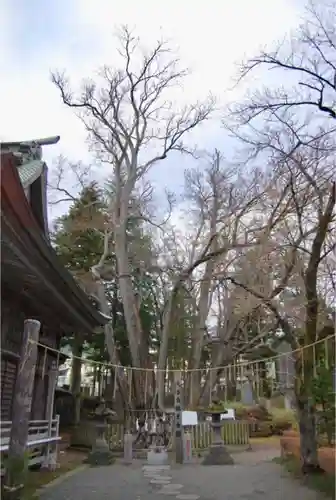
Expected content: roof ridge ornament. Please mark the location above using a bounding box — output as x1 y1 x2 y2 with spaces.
1 136 60 162
0 135 60 161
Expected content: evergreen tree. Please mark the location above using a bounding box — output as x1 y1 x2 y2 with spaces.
52 182 160 409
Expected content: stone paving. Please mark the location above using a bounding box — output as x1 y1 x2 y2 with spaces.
39 449 324 500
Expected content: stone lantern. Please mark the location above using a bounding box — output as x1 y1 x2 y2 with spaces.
202 397 234 466
86 399 116 466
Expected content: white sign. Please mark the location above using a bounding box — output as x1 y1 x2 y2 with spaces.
220 408 235 420
182 411 198 426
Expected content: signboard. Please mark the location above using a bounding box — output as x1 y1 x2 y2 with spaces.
182 411 198 426
220 408 235 420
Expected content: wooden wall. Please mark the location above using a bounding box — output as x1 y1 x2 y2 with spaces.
1 296 23 420
1 293 60 421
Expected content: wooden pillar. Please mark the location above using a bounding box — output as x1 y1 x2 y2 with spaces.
4 319 40 499
42 360 59 469
174 371 183 464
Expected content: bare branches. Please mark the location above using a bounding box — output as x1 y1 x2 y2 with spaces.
50 18 335 413
51 26 214 186
48 155 93 206
230 1 336 127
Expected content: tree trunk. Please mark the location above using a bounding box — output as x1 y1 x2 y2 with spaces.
4 319 40 499
294 346 320 471
114 228 145 406
189 247 217 407
157 292 176 409
298 183 335 472
95 279 131 408
200 345 233 406
70 333 83 425
297 394 319 472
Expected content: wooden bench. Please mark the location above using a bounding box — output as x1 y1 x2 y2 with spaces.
0 416 61 473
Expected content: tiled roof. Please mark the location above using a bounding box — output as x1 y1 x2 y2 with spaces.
17 159 45 189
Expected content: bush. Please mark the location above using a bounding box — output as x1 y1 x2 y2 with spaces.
224 402 297 437
234 403 273 422
270 408 296 435
249 421 273 437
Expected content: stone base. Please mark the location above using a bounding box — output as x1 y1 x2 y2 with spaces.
202 445 234 466
85 449 115 466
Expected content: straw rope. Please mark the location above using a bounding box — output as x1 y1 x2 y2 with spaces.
28 333 335 373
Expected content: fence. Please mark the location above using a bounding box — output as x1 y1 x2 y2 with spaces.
0 416 61 473
107 420 250 451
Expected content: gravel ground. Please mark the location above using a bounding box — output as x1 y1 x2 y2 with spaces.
39 449 323 500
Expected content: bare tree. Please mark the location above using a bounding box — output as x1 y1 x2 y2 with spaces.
162 150 295 406
224 4 336 463
51 26 217 408
224 133 335 471
232 1 336 124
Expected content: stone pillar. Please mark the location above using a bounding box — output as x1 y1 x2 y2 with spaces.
4 319 41 499
174 373 183 464
123 431 133 464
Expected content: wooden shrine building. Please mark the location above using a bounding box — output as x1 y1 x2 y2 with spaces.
0 136 109 422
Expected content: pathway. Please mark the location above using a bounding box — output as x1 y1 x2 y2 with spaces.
39 448 323 500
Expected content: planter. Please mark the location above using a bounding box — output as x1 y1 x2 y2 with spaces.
280 435 300 456
202 409 234 466
317 447 336 475
280 434 336 475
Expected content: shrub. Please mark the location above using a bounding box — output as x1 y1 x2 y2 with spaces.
270 409 296 435
249 421 273 437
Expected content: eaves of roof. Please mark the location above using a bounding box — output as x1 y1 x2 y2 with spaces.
1 152 110 332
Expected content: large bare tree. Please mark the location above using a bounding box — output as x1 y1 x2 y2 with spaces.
53 27 259 409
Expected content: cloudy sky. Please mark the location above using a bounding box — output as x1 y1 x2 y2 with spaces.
1 0 306 219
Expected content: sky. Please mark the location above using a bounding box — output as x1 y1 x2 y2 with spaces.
0 0 307 220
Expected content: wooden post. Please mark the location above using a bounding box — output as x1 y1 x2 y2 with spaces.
174 371 183 464
4 319 40 499
42 360 59 470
